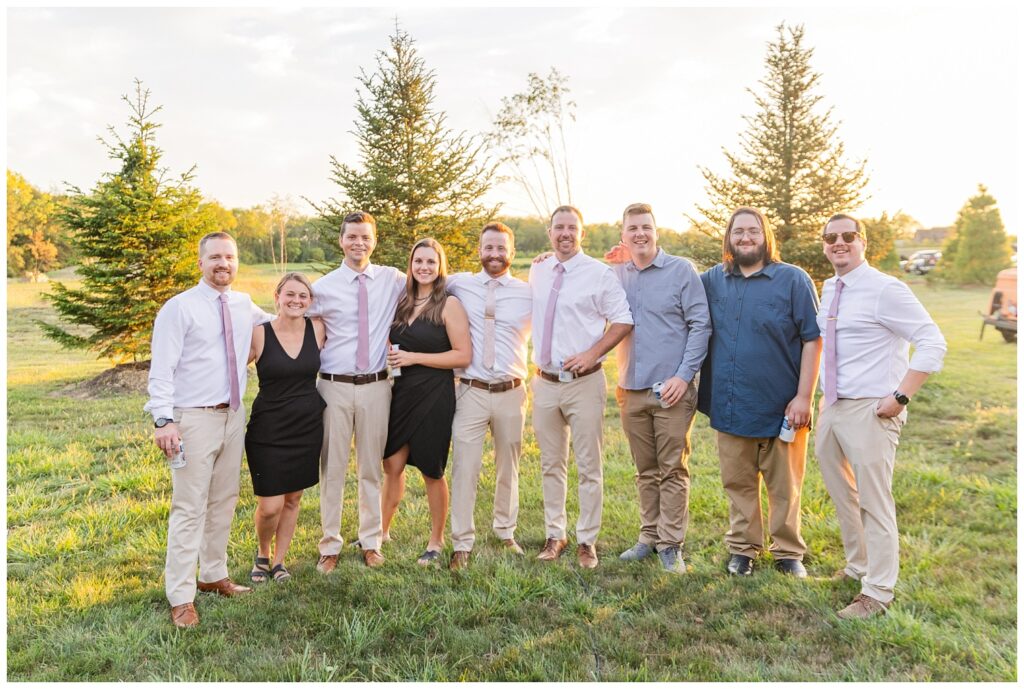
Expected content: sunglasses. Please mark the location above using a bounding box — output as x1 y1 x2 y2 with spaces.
822 231 860 245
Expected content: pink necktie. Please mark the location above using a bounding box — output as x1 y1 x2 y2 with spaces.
823 278 845 407
539 263 565 368
219 293 241 411
483 279 498 370
356 273 369 371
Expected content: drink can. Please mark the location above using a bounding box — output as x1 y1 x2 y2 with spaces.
390 344 402 377
778 416 796 443
558 359 573 383
169 442 186 469
652 381 670 408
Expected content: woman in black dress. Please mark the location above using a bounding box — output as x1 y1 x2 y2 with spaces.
245 272 326 582
382 238 472 566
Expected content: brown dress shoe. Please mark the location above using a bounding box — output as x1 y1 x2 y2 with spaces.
577 543 599 569
170 602 199 628
502 538 525 555
317 554 339 574
449 550 471 571
197 577 252 597
362 549 385 568
536 537 568 561
837 593 889 620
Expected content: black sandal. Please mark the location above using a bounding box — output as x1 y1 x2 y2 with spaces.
271 563 291 582
251 553 271 583
416 550 441 567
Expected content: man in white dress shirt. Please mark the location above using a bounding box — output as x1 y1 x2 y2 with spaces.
308 211 406 571
530 205 634 568
446 222 533 570
815 214 947 619
147 232 270 628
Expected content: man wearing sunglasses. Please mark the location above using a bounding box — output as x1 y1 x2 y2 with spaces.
816 214 946 620
698 207 822 579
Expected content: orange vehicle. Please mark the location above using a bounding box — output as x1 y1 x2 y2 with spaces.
980 268 1017 342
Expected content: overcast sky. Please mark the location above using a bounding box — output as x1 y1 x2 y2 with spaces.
7 6 1021 233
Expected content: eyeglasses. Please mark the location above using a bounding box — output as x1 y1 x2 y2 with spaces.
822 231 860 245
730 228 764 238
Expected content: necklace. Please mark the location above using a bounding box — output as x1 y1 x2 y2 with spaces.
414 295 430 303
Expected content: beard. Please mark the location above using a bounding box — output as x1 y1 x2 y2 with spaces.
482 256 511 276
731 243 766 267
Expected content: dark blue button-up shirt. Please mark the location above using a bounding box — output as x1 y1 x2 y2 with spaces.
697 261 820 437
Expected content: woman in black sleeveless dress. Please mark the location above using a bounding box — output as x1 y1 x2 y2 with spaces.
382 238 472 566
245 272 326 582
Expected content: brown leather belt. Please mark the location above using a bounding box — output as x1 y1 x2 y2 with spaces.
459 377 523 393
319 370 389 385
198 403 230 410
537 364 602 383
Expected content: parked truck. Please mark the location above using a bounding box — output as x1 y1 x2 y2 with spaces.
979 268 1017 342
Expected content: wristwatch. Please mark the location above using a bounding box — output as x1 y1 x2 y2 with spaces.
154 417 175 428
893 391 911 406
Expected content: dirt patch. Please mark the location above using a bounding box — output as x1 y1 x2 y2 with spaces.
53 361 151 399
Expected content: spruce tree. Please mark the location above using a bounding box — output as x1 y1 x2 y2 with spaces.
41 81 215 363
939 185 1011 285
695 23 868 284
311 25 496 272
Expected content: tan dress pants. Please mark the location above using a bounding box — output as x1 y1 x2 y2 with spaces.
531 372 607 545
449 383 527 551
616 382 698 550
317 378 391 554
716 428 808 560
165 406 246 606
816 397 905 604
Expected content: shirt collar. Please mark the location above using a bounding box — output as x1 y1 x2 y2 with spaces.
557 250 588 273
197 279 230 300
475 270 511 286
628 248 667 272
831 259 871 287
341 262 378 282
726 260 778 279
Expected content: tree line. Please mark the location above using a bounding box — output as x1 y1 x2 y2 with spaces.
11 23 1011 365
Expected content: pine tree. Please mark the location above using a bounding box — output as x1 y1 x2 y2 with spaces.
695 23 868 284
939 185 1011 285
41 81 216 363
311 25 496 272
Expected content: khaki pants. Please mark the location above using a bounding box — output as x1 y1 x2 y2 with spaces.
450 383 527 551
317 378 391 554
616 382 698 550
816 397 905 604
165 406 246 606
531 372 606 545
716 428 808 560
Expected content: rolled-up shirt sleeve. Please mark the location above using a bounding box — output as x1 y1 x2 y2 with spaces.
144 300 185 421
599 267 634 325
675 265 711 383
877 281 947 372
792 270 821 342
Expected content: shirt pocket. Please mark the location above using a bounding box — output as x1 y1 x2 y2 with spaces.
751 297 789 335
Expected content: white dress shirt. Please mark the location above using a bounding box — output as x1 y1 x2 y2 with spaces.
307 262 405 375
528 251 633 372
145 280 270 420
818 260 947 400
447 270 533 383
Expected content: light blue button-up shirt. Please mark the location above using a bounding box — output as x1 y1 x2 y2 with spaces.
613 249 711 390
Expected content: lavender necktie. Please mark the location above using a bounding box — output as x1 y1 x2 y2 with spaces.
483 279 498 370
356 273 369 371
823 278 845 407
539 263 565 368
219 293 241 411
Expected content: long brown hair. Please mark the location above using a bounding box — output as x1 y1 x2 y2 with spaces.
721 206 780 272
392 238 448 328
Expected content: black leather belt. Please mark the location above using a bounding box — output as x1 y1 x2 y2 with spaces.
459 378 523 393
537 364 602 383
319 370 389 385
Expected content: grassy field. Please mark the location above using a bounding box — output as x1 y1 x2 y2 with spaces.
6 265 1017 681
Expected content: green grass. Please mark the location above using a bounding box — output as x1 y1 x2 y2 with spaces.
6 270 1016 680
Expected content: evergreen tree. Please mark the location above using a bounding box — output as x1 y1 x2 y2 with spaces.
311 25 496 272
41 81 215 363
695 23 868 284
939 185 1011 285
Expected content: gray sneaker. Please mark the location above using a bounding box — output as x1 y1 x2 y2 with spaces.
619 542 655 561
658 546 687 574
